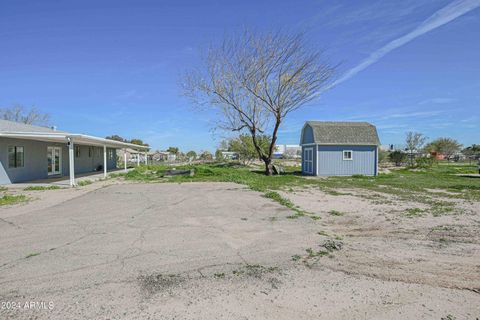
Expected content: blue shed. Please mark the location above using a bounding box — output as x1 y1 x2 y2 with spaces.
300 121 380 176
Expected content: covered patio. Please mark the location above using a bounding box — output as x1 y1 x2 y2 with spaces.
7 168 133 188
0 131 149 187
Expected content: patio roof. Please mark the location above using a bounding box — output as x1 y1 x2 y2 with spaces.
0 131 149 150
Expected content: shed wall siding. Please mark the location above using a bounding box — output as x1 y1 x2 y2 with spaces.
0 138 118 184
317 145 376 176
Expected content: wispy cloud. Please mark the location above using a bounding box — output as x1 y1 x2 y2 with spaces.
329 0 480 88
117 89 138 99
376 124 409 130
380 110 445 120
460 116 478 123
418 97 456 105
348 109 445 121
426 121 456 129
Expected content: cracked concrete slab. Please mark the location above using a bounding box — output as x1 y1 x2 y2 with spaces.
0 182 478 319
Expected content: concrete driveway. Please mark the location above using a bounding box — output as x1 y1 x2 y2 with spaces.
0 182 319 319
1 182 478 319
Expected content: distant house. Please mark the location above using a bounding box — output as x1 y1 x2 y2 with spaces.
274 144 301 159
430 151 445 160
118 149 175 164
119 148 147 164
0 119 148 186
150 151 176 162
149 151 169 162
300 121 380 176
220 151 239 160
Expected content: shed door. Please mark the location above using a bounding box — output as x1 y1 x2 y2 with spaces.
304 148 313 174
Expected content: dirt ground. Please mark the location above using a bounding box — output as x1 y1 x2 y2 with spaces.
0 181 479 319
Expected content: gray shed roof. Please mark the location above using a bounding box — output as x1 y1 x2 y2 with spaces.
0 119 64 133
303 121 380 145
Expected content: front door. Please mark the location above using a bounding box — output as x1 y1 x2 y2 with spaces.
47 147 62 175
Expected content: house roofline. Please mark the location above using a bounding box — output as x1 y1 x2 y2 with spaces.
0 132 149 150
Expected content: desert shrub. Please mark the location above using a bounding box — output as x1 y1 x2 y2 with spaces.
24 185 62 191
0 194 28 206
378 150 389 164
77 180 93 186
415 156 437 168
389 151 407 166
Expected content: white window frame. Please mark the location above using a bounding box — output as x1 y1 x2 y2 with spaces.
343 150 353 161
304 147 314 174
47 146 62 175
8 146 25 168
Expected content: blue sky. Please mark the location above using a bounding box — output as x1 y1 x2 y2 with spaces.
1 0 479 151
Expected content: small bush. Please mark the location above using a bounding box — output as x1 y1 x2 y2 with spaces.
77 180 93 187
378 150 389 164
0 194 28 206
306 248 329 258
322 239 343 252
24 185 62 191
291 254 302 261
415 156 437 169
404 208 425 218
389 151 407 166
329 210 345 216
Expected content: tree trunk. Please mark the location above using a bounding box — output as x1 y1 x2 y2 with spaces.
262 116 281 176
248 129 270 175
249 116 281 176
264 157 273 176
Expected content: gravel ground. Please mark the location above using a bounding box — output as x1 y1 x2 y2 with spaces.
0 182 479 319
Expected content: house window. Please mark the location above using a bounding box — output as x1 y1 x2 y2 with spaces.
75 146 81 158
343 150 353 161
108 149 115 160
88 147 93 158
8 146 24 168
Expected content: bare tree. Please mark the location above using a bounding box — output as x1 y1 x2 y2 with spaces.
182 30 337 175
405 131 427 166
0 105 50 126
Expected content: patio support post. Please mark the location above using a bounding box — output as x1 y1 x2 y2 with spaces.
137 152 140 167
124 149 127 172
68 138 75 187
103 145 107 178
144 152 148 165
